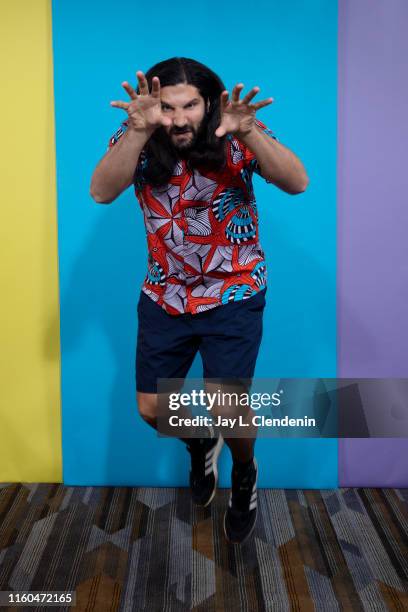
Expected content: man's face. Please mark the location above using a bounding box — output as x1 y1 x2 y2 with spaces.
160 83 209 152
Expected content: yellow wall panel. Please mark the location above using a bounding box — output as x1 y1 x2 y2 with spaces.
0 0 62 481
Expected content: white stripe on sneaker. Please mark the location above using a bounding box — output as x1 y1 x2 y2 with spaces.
206 448 216 461
204 435 224 479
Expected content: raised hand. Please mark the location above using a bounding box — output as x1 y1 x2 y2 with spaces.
215 84 274 138
110 71 172 133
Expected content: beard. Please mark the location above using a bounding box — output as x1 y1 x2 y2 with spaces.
143 109 226 186
166 116 209 159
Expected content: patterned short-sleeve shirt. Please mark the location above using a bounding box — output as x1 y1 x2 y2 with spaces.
108 119 278 315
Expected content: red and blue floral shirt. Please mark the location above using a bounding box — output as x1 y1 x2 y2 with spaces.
108 119 277 315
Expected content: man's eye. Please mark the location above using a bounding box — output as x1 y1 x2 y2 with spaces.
186 102 195 108
161 105 171 112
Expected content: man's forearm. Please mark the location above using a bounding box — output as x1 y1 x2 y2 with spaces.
90 127 153 203
239 126 309 195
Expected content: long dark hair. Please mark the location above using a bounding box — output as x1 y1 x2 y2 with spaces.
138 57 227 187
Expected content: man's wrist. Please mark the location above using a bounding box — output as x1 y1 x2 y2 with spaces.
125 124 156 144
234 124 261 145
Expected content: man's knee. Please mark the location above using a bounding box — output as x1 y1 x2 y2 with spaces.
136 391 158 427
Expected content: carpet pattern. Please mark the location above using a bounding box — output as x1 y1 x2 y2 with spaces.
0 484 407 611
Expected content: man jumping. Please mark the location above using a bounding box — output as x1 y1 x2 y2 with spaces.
90 57 308 544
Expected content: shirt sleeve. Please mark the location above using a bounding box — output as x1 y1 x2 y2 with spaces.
107 119 129 150
243 118 279 183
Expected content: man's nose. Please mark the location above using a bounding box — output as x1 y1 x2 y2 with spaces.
173 111 188 127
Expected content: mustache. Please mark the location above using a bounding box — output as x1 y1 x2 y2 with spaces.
170 126 195 135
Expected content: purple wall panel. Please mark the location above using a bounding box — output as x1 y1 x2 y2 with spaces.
338 0 408 485
339 439 408 488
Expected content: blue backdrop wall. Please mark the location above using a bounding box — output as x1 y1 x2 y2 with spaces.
52 0 338 487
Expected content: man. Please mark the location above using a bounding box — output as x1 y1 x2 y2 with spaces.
90 57 308 544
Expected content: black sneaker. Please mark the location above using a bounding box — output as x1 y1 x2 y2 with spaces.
224 457 258 544
186 433 224 507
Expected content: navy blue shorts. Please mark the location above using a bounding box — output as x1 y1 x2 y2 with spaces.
135 288 267 393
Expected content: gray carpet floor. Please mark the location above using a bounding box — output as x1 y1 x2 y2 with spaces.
0 484 407 611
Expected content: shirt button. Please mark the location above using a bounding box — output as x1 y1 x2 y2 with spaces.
152 247 158 252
